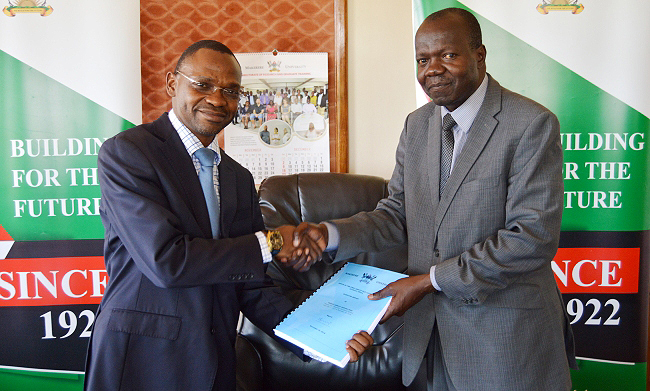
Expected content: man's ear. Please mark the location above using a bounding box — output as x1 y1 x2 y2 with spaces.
476 45 487 69
166 72 177 98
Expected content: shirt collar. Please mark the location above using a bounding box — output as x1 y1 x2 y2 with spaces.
168 109 221 165
441 74 488 134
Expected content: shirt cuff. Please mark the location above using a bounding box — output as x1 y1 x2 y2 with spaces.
255 231 273 264
322 222 340 251
430 265 442 291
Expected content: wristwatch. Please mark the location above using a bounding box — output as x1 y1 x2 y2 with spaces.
266 230 283 255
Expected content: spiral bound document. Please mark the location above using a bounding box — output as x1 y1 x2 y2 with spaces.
274 263 407 368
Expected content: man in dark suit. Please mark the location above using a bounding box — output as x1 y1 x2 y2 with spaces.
290 8 576 391
84 40 371 391
317 88 327 116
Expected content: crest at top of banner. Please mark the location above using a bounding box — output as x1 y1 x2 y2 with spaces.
537 0 584 14
3 0 52 17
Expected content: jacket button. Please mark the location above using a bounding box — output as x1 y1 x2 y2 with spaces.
211 328 216 334
434 249 440 257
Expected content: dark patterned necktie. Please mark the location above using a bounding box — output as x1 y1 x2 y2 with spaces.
439 113 457 197
195 148 221 238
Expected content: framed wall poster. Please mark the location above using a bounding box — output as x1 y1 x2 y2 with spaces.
224 52 330 185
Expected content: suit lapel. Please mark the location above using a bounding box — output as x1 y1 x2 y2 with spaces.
427 105 443 207
155 114 213 239
434 76 502 232
218 155 237 238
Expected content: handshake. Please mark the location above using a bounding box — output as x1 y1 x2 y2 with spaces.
273 222 329 272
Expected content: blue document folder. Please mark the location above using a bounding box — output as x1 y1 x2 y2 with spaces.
274 263 407 367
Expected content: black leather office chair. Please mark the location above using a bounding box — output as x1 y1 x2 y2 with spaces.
236 173 408 391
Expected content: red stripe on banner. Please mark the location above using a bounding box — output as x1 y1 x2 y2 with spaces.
0 256 106 306
552 248 640 293
0 225 13 241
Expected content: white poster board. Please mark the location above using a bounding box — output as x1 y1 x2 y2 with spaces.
225 52 329 185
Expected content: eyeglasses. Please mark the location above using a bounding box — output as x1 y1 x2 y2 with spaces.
175 71 241 101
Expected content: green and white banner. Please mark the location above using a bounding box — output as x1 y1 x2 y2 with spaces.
413 1 650 390
0 1 140 389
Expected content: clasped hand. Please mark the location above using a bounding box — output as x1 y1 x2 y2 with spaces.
275 222 329 272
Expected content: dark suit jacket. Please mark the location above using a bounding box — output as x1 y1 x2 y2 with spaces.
331 76 576 390
84 113 294 391
318 92 328 107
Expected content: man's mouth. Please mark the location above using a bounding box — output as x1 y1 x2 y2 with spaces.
427 80 452 91
198 109 228 121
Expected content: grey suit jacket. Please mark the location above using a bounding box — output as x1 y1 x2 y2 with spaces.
85 114 294 391
331 76 576 390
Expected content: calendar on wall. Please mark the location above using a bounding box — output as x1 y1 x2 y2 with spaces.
237 150 328 181
224 52 329 185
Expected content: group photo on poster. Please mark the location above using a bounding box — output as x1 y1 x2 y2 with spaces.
225 52 330 185
233 81 328 146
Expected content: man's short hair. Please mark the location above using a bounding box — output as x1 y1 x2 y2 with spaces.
423 8 482 49
174 40 238 72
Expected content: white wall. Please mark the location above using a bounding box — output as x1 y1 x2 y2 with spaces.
347 0 418 179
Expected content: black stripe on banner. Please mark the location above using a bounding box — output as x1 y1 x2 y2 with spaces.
5 239 104 259
0 304 98 373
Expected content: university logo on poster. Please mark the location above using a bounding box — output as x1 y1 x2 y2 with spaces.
537 0 584 14
3 0 53 16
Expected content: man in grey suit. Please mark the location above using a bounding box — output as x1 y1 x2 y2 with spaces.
289 8 576 391
84 40 371 391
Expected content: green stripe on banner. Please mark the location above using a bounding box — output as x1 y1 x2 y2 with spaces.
0 368 83 391
571 360 647 391
0 50 134 241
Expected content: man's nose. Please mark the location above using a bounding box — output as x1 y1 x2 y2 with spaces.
204 88 228 106
424 58 444 76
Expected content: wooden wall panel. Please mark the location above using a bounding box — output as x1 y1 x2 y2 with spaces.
140 0 347 171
